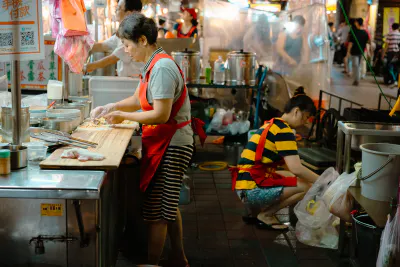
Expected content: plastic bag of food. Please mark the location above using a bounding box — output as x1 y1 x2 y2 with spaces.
322 172 357 222
377 183 400 267
296 218 339 249
294 167 339 229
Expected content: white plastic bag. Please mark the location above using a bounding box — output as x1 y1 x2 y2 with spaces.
294 167 339 229
376 213 400 267
377 206 400 266
323 172 357 222
294 167 340 249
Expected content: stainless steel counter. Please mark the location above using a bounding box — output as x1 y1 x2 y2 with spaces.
0 163 105 199
0 163 125 267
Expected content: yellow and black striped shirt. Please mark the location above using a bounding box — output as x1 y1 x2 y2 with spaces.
236 118 298 190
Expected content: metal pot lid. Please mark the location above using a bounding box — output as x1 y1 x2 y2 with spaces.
228 49 256 56
171 48 200 55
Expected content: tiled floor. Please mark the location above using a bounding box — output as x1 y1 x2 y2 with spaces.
115 65 385 266
116 143 348 267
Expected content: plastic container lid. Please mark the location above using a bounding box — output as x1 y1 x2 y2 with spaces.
0 149 10 158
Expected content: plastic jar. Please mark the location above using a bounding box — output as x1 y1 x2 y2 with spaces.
0 149 11 175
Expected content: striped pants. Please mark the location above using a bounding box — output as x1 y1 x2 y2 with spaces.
142 145 193 221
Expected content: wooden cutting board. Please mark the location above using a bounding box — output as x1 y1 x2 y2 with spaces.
40 127 135 170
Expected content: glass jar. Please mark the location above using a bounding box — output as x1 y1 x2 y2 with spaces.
0 149 11 175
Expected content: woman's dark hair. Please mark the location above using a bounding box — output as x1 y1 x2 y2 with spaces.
191 18 198 27
292 15 306 27
158 18 166 25
283 87 316 115
117 13 158 45
120 0 142 12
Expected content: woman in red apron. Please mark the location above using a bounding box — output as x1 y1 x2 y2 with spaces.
91 14 205 267
172 7 198 38
230 87 319 230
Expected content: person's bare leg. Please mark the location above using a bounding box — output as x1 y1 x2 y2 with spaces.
147 220 168 265
257 178 311 226
167 209 188 266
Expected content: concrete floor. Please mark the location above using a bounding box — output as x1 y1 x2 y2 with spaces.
115 65 393 267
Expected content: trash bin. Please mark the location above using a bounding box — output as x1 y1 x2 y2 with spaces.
352 214 383 267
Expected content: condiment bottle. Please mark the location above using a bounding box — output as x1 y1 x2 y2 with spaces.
0 149 11 175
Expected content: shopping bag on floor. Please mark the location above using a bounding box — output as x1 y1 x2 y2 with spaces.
323 172 357 222
295 217 339 249
376 182 400 267
294 167 339 229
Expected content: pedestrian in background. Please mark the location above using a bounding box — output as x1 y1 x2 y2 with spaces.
382 23 400 88
347 18 370 86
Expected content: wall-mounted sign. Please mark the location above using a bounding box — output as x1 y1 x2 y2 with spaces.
0 0 45 61
383 8 399 37
0 39 62 89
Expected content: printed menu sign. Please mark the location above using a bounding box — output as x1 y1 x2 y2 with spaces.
0 0 45 61
0 39 62 89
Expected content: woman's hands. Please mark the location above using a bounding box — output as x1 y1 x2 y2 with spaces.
90 103 117 119
104 111 127 124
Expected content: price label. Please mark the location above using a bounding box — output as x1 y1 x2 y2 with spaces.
41 203 63 216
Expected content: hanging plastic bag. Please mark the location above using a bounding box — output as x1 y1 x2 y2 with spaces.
294 167 339 229
323 171 357 222
376 213 399 267
376 182 400 267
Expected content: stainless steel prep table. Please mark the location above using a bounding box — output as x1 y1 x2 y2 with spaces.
0 164 122 267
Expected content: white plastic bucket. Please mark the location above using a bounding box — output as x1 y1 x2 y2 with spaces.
359 143 400 201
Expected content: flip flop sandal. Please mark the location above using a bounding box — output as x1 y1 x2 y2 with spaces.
242 215 259 225
256 218 289 231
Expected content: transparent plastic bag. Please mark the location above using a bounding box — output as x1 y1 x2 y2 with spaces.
323 172 357 222
296 218 339 249
377 212 400 267
294 167 339 229
22 94 48 107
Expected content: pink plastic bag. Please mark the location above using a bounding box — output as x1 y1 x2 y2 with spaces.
55 35 94 73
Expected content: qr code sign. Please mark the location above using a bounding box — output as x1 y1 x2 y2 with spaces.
0 33 13 47
21 31 34 46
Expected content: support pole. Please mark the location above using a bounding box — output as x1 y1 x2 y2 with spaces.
11 61 21 146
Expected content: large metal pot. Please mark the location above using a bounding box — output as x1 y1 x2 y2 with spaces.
171 49 200 84
54 103 88 120
226 50 257 86
42 117 79 133
1 106 30 143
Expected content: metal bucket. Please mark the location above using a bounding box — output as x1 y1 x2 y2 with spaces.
359 143 400 201
226 50 257 86
224 142 244 166
1 106 30 143
171 49 200 84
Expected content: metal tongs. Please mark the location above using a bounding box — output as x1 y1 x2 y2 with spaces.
30 128 97 149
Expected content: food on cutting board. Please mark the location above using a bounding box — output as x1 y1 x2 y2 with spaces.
61 148 105 162
80 117 135 128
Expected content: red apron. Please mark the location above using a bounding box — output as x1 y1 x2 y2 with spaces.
139 53 206 192
229 118 297 191
177 24 197 38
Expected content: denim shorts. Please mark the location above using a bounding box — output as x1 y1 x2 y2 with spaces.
236 186 284 209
